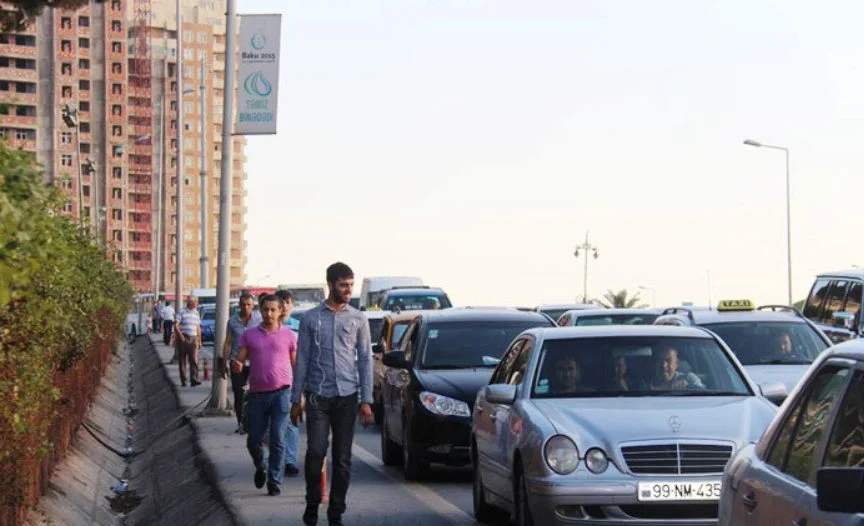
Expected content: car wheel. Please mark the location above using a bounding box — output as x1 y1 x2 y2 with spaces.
380 415 402 466
473 455 506 523
514 464 534 526
402 421 427 481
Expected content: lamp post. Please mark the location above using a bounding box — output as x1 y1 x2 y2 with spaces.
175 0 184 315
574 231 599 303
638 285 656 307
743 139 792 305
183 59 207 288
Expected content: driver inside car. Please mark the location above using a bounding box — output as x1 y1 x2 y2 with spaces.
651 347 704 390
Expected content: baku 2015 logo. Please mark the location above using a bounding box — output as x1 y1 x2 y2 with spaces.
243 71 272 97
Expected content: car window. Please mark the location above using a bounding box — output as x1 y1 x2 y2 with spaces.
420 321 544 369
700 321 828 366
575 314 659 326
821 280 850 325
368 318 383 342
383 292 451 311
766 366 849 484
531 336 751 398
557 314 571 326
491 339 525 384
541 309 567 322
803 278 831 321
842 282 862 330
392 322 410 348
399 322 417 359
507 338 534 386
823 371 864 468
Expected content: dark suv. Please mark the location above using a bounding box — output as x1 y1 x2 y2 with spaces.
377 309 554 480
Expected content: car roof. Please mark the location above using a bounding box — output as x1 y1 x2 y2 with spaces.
657 308 808 325
536 303 598 310
821 338 864 361
565 308 661 317
532 325 715 340
420 309 552 324
815 268 864 280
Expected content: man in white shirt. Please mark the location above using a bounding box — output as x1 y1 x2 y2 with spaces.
161 301 175 346
174 296 202 387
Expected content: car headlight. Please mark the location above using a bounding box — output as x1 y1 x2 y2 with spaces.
585 448 608 474
545 435 579 475
419 392 471 417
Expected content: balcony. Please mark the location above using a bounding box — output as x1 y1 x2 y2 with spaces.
129 200 152 212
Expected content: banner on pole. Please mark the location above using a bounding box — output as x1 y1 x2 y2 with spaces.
235 14 281 135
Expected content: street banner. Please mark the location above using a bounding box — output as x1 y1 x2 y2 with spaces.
235 14 281 135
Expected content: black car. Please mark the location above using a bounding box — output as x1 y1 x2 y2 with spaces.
378 309 554 480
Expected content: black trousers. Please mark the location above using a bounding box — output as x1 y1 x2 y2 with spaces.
230 365 250 426
162 320 174 345
304 392 358 520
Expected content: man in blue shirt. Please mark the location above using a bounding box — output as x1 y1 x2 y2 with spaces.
291 263 373 526
276 289 301 476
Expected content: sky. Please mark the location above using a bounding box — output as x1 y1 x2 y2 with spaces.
239 0 864 308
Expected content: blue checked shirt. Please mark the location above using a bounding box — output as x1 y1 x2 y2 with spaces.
291 302 373 404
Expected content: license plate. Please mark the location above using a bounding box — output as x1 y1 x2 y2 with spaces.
637 480 722 501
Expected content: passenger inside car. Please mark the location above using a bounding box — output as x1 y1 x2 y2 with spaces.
608 356 632 391
549 356 594 394
651 347 705 390
826 375 864 467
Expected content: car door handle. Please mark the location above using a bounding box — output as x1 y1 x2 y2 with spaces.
741 492 757 511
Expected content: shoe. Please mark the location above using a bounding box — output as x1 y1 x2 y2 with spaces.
191 380 201 387
267 484 281 496
254 467 266 489
284 464 299 476
180 381 187 387
303 506 318 526
235 424 244 434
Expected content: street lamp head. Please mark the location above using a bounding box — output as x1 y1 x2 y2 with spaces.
743 139 762 147
592 248 599 259
574 248 580 258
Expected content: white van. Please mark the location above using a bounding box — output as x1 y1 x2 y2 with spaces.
360 276 423 309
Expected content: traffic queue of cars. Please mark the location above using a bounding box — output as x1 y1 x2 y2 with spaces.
361 277 864 525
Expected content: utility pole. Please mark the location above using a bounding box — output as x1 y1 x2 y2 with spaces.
199 59 208 288
153 95 164 301
207 0 236 414
174 0 184 315
573 231 599 303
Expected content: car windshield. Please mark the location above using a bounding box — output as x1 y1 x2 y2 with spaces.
575 313 659 326
392 322 410 346
202 310 216 321
540 308 568 321
384 293 451 311
422 321 545 369
700 321 828 366
532 336 751 398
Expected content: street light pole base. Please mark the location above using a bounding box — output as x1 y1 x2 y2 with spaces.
198 407 233 418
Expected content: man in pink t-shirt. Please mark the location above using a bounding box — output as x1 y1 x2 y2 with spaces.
232 294 298 496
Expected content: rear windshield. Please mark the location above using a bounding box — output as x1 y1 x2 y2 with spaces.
384 292 452 311
421 320 547 369
533 336 751 398
575 313 658 326
701 321 828 366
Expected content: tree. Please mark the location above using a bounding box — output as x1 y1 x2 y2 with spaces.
597 289 648 309
1 1 99 32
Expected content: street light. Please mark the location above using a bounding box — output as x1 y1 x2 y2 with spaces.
638 285 656 307
743 138 793 305
184 68 208 288
574 231 599 303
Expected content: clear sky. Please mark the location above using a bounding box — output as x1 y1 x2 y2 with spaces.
239 0 864 308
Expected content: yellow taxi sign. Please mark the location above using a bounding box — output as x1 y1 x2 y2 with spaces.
717 299 755 311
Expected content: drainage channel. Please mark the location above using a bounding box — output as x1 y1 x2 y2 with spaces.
29 336 237 526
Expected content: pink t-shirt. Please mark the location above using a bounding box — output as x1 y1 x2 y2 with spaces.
238 325 298 393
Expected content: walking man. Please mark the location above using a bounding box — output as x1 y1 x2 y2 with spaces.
161 301 175 346
291 262 374 526
232 294 298 496
152 301 162 333
221 293 261 433
174 296 202 387
275 289 300 476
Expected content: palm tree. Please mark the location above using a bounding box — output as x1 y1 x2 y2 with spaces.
597 289 648 309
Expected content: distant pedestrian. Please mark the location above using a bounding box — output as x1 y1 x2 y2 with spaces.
291 262 374 526
175 296 202 387
221 293 261 433
231 294 298 496
275 289 300 476
152 301 162 333
161 301 175 346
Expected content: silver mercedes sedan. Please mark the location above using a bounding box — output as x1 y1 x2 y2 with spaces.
470 325 779 526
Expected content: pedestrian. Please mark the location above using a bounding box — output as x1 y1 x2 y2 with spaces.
275 289 300 476
161 301 175 346
174 296 202 387
152 300 162 333
291 262 374 526
231 294 298 496
221 292 261 434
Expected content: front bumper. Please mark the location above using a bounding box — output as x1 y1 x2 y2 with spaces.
526 476 719 525
409 411 472 466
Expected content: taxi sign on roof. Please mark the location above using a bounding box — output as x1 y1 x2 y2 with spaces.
717 299 755 311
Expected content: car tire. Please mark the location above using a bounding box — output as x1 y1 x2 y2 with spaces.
514 463 534 526
473 456 506 524
402 421 427 481
380 415 402 467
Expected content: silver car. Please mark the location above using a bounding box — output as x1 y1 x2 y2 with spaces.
471 325 779 525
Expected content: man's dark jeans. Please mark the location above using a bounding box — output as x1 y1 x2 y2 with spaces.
304 392 358 521
162 320 174 345
230 365 249 426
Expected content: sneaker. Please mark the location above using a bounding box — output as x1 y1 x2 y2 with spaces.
302 506 318 526
190 380 201 387
254 467 266 489
267 484 281 496
284 464 299 476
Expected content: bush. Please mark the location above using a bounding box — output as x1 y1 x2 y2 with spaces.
0 141 132 525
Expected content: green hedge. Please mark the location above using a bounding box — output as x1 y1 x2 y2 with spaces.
0 141 132 525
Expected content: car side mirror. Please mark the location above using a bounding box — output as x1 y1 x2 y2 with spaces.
817 467 864 513
485 384 517 405
381 351 408 369
758 382 787 405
